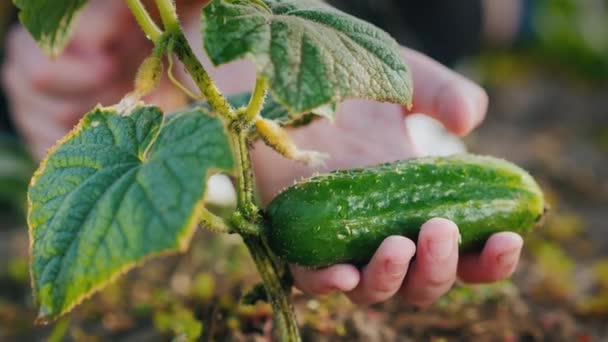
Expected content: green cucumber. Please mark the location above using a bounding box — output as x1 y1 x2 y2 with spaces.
264 155 545 267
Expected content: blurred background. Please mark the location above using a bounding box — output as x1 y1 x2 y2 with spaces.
0 0 607 341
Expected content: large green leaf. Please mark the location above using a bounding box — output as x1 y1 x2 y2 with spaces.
28 105 234 322
13 0 89 55
202 0 413 114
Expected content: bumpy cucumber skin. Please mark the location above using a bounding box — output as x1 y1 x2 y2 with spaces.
264 155 545 268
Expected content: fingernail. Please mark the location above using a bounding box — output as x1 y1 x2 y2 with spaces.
335 268 360 291
467 81 488 125
497 250 520 269
386 260 409 276
428 233 456 261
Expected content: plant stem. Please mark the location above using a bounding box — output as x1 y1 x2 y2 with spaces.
243 235 301 342
234 132 258 220
234 78 268 219
125 0 162 42
126 6 299 340
154 0 180 32
243 77 268 122
229 211 260 235
170 33 236 121
200 208 231 234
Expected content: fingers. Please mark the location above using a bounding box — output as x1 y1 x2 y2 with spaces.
3 69 71 158
3 65 84 126
291 264 360 296
458 232 523 283
26 55 116 97
400 218 460 307
402 48 488 136
2 19 141 138
7 27 118 97
346 236 416 305
290 223 522 308
2 53 130 160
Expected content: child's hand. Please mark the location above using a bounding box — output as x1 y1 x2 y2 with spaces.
251 48 523 307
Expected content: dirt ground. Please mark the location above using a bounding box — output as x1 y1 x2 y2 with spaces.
0 54 607 341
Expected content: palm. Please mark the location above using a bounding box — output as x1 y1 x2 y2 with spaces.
253 100 418 204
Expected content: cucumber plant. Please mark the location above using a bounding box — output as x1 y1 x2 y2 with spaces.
14 0 544 341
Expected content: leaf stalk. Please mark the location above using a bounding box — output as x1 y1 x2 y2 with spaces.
200 208 232 234
243 77 269 123
154 0 180 32
125 0 162 42
170 32 237 122
125 4 300 340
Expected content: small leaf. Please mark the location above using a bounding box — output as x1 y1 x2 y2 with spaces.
13 0 89 56
202 0 412 114
28 105 234 322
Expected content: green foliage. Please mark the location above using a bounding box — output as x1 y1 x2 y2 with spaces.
535 0 608 79
28 105 235 322
13 0 89 56
202 0 412 115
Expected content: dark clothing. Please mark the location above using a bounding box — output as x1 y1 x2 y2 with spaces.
328 0 483 66
0 83 11 134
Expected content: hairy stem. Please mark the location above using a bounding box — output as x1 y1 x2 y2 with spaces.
229 211 260 236
255 117 329 168
244 235 301 342
154 0 179 32
125 0 162 42
170 33 236 121
200 208 231 234
235 132 258 220
126 6 299 340
167 53 199 99
243 77 268 122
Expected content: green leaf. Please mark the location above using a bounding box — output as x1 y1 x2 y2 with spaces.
13 0 89 56
202 0 413 114
28 105 234 322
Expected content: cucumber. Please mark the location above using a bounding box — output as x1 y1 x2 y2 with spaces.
264 155 545 267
